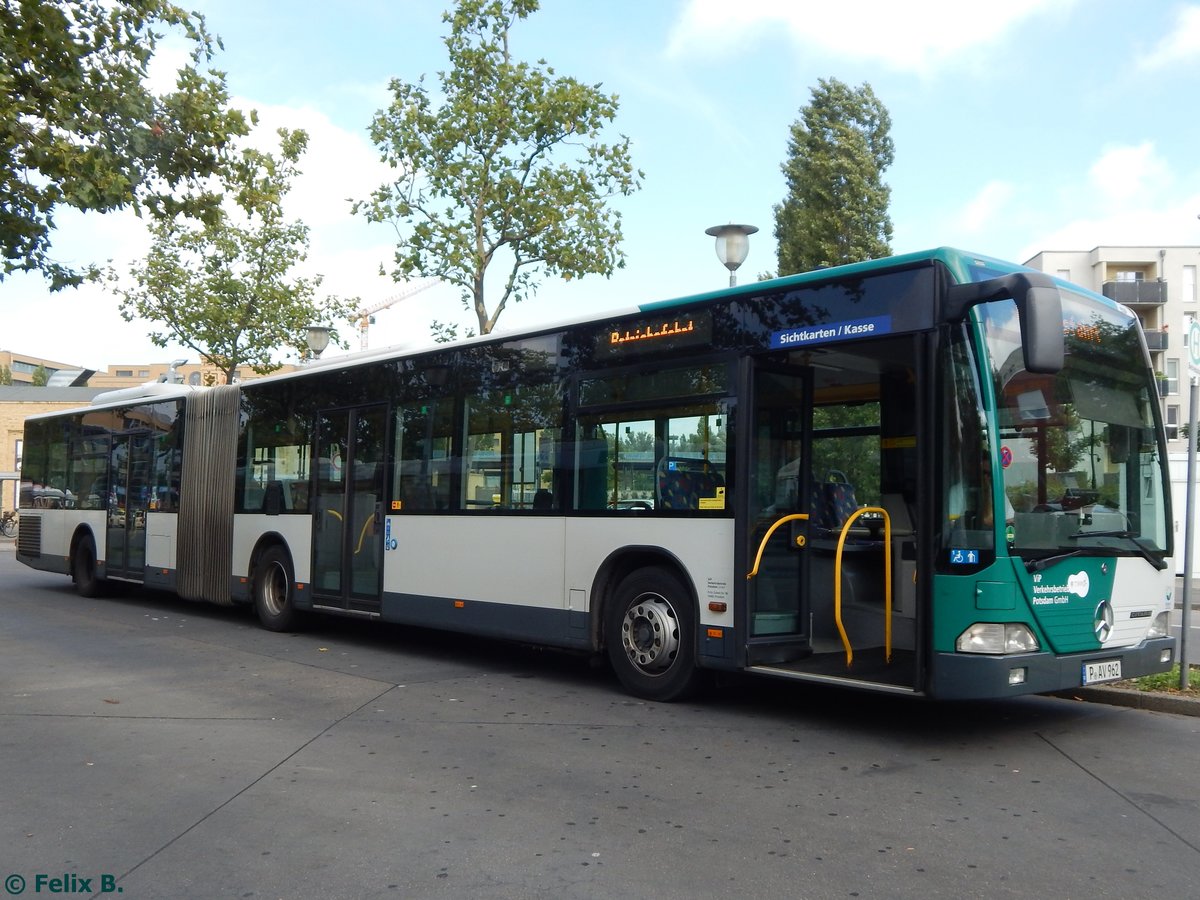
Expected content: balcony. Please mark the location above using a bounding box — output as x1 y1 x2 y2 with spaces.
1144 329 1169 351
1103 280 1167 305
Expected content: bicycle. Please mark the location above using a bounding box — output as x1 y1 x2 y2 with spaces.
0 509 16 538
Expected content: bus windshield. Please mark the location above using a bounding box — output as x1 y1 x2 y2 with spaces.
977 292 1170 565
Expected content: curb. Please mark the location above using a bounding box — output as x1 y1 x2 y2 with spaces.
1053 685 1200 717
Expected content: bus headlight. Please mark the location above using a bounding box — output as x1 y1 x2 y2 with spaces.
956 623 1040 655
1147 611 1171 639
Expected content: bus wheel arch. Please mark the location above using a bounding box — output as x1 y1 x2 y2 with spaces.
70 527 104 597
595 549 702 701
251 540 301 632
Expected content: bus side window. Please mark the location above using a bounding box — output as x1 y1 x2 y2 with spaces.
393 400 455 512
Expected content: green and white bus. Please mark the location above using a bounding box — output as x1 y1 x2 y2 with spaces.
16 248 1177 700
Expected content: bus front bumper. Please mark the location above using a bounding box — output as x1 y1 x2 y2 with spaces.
927 637 1178 700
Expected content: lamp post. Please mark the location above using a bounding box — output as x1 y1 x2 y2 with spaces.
305 326 331 363
705 223 758 287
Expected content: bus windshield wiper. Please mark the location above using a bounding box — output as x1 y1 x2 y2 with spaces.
1024 546 1110 573
1066 530 1168 570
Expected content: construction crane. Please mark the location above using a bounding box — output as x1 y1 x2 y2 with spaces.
356 278 439 350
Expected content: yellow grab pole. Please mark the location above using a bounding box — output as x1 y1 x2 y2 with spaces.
746 513 809 580
833 507 892 667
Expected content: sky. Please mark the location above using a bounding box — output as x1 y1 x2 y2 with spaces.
5 0 1200 372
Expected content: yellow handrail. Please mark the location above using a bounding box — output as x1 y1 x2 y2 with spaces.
746 513 809 580
834 507 892 667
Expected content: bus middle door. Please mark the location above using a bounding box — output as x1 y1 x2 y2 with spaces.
312 405 388 613
106 430 153 580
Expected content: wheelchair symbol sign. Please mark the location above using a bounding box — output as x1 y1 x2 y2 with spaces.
950 548 979 565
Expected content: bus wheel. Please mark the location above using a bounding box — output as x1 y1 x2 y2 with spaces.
254 546 299 632
606 566 699 701
72 536 103 598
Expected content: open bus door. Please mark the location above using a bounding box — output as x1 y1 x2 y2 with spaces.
312 405 388 613
745 339 922 692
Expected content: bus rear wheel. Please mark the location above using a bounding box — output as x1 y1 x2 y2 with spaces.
606 566 700 701
72 535 103 598
253 545 300 632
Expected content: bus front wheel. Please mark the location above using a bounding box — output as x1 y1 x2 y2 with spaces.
606 566 700 702
253 546 300 632
72 535 103 598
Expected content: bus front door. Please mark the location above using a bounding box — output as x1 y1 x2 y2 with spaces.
312 405 388 613
747 346 919 692
105 431 152 580
747 367 813 664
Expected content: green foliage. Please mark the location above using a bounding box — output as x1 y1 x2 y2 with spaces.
355 0 643 336
774 78 894 275
30 363 48 386
110 128 357 383
1131 664 1200 692
0 0 251 289
0 364 10 385
812 403 881 505
1179 422 1200 451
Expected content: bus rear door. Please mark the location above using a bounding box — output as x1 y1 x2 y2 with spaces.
312 405 388 613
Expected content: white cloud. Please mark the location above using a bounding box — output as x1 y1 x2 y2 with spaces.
1012 142 1199 259
1088 142 1171 204
1138 4 1200 69
665 0 1070 73
1017 196 1200 262
957 181 1016 234
0 98 400 370
240 100 392 230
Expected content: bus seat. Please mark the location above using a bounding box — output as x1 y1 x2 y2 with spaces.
262 480 285 515
810 477 859 531
658 458 724 510
532 489 554 510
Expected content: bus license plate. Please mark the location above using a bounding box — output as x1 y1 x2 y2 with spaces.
1082 659 1122 685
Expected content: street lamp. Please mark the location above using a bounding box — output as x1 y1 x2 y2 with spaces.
705 223 758 287
305 326 331 362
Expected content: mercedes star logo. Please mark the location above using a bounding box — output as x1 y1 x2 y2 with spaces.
1093 599 1114 642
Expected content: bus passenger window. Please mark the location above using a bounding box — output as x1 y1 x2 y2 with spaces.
393 401 454 512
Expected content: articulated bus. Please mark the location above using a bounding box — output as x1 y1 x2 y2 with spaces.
16 248 1177 700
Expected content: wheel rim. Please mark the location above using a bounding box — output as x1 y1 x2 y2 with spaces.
618 592 681 676
261 560 289 616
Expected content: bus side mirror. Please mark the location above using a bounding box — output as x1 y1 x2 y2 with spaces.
945 272 1064 375
1014 284 1064 374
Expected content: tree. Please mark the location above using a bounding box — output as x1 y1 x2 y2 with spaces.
30 364 48 386
0 0 250 289
0 365 10 385
110 128 356 384
773 78 894 276
356 0 642 338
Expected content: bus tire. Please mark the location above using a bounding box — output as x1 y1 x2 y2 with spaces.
606 566 700 702
72 535 103 598
253 545 300 632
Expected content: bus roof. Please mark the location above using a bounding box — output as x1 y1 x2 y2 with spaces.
639 246 1032 312
290 247 1060 371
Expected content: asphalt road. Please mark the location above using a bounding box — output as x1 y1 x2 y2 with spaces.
2 542 1199 900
